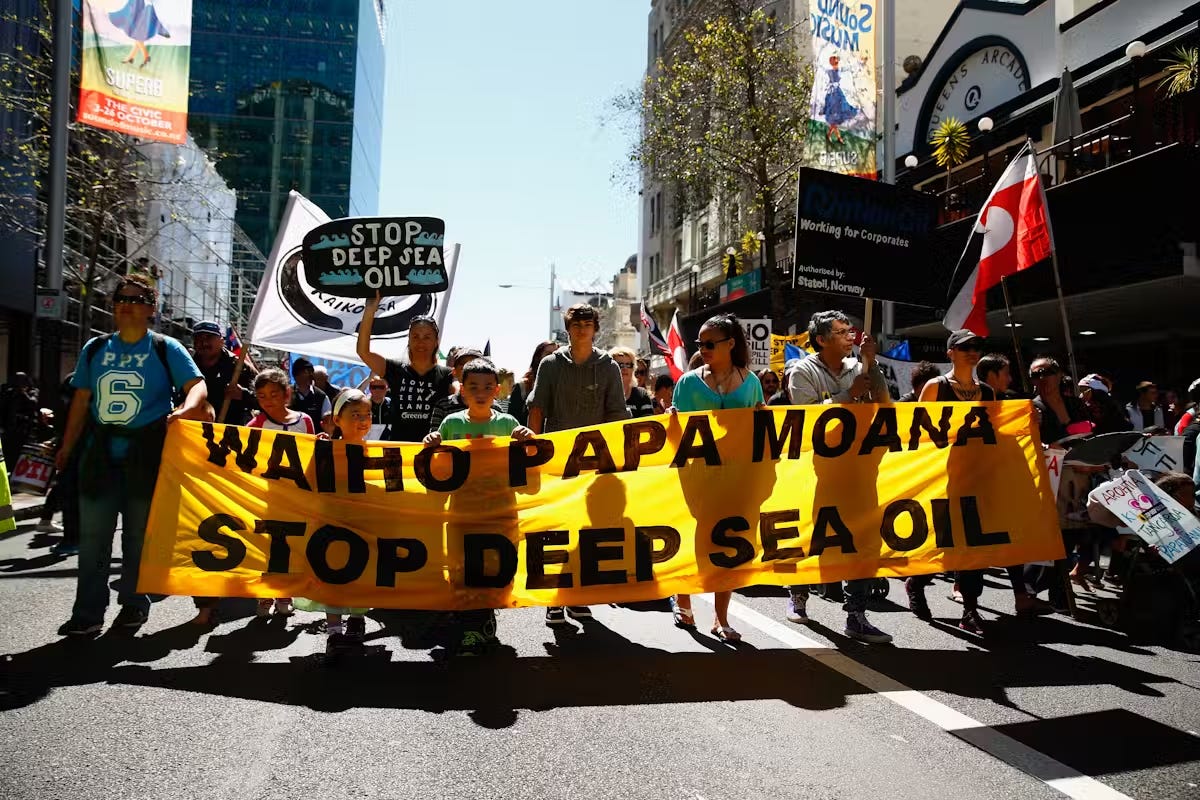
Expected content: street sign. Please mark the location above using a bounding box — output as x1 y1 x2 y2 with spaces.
35 289 64 320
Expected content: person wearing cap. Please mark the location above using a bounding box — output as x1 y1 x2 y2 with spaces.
527 303 630 627
904 329 998 634
1030 357 1090 445
1077 374 1130 435
191 321 257 426
1126 381 1166 431
288 357 333 433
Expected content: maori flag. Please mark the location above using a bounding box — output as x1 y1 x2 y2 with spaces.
640 300 669 358
943 143 1054 335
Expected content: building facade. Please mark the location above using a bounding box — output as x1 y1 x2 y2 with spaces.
895 0 1200 395
187 0 387 259
639 0 958 345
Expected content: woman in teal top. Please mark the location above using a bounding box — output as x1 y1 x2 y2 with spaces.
669 314 763 642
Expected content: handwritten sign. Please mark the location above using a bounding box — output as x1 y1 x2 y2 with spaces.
1122 435 1184 474
12 444 55 494
740 318 772 370
301 216 447 298
1044 447 1067 498
1089 469 1200 564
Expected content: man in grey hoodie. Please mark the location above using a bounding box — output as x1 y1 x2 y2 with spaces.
528 303 630 625
784 309 893 644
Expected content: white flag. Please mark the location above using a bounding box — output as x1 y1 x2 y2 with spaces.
246 191 459 365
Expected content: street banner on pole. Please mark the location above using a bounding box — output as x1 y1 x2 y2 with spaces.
804 0 878 177
78 0 193 144
246 192 459 366
140 402 1063 608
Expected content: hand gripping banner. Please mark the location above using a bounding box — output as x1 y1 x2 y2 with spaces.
140 402 1064 609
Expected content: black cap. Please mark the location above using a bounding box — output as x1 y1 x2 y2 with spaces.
291 357 313 377
192 320 222 337
947 329 985 349
453 347 485 365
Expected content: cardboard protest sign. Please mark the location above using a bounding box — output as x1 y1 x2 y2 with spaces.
1122 435 1184 474
141 401 1063 609
11 444 55 494
740 319 772 370
1089 469 1199 564
301 217 447 298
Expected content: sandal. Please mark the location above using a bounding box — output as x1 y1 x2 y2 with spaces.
669 597 695 629
190 607 219 627
274 599 294 617
256 598 274 617
1070 574 1095 593
711 625 742 642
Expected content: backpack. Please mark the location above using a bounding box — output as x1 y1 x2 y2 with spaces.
84 332 177 392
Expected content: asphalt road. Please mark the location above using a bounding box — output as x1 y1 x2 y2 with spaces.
2 516 1199 800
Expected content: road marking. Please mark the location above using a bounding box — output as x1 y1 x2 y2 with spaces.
718 598 1135 800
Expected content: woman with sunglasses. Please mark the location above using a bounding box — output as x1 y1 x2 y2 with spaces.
507 341 558 427
907 329 997 635
668 314 763 642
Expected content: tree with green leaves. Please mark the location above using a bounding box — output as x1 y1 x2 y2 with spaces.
618 0 813 322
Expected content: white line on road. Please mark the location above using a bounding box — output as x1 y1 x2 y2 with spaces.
717 598 1135 800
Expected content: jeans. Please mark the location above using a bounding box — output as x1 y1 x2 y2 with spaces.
44 453 80 547
908 570 985 609
788 579 872 613
72 458 154 624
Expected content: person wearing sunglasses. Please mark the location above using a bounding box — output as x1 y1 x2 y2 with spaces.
635 358 651 390
1029 357 1090 446
55 273 208 636
784 309 892 644
757 369 788 405
668 314 764 642
905 329 998 634
611 346 655 418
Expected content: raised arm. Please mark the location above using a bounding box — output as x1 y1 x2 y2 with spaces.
357 294 388 377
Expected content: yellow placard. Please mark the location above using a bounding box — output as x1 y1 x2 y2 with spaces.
140 403 1063 609
770 333 812 373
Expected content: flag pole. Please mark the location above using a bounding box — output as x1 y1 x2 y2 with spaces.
216 346 249 424
1000 276 1031 395
435 243 461 335
1028 137 1078 381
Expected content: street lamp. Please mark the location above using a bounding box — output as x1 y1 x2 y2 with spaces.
724 246 737 281
1126 40 1146 155
689 262 700 312
498 262 557 339
904 154 918 169
754 231 765 270
977 116 994 184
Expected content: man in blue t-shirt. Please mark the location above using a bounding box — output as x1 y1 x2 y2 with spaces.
55 273 208 636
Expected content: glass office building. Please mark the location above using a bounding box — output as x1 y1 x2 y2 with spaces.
188 0 386 256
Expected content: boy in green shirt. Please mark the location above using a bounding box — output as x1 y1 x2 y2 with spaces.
424 359 534 655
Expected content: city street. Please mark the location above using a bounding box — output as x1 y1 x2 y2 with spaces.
2 515 1199 800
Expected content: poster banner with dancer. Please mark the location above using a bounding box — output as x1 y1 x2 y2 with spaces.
805 0 878 177
77 0 193 143
139 402 1063 609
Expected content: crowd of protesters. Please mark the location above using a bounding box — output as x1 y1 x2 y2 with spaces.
4 275 1197 657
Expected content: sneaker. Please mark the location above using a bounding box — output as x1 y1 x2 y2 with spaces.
545 606 567 626
844 611 892 644
35 519 63 533
256 599 274 617
345 616 366 642
947 582 963 604
458 630 491 656
905 578 932 620
112 606 148 629
959 608 986 635
50 542 79 556
1014 594 1054 617
58 618 103 636
785 595 810 624
565 606 592 621
274 598 294 617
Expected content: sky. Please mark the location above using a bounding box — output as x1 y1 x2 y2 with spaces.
379 1 649 373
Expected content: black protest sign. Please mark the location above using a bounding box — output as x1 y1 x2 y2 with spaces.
301 217 447 298
793 168 939 306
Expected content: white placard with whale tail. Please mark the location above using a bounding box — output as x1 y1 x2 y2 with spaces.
246 191 460 365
